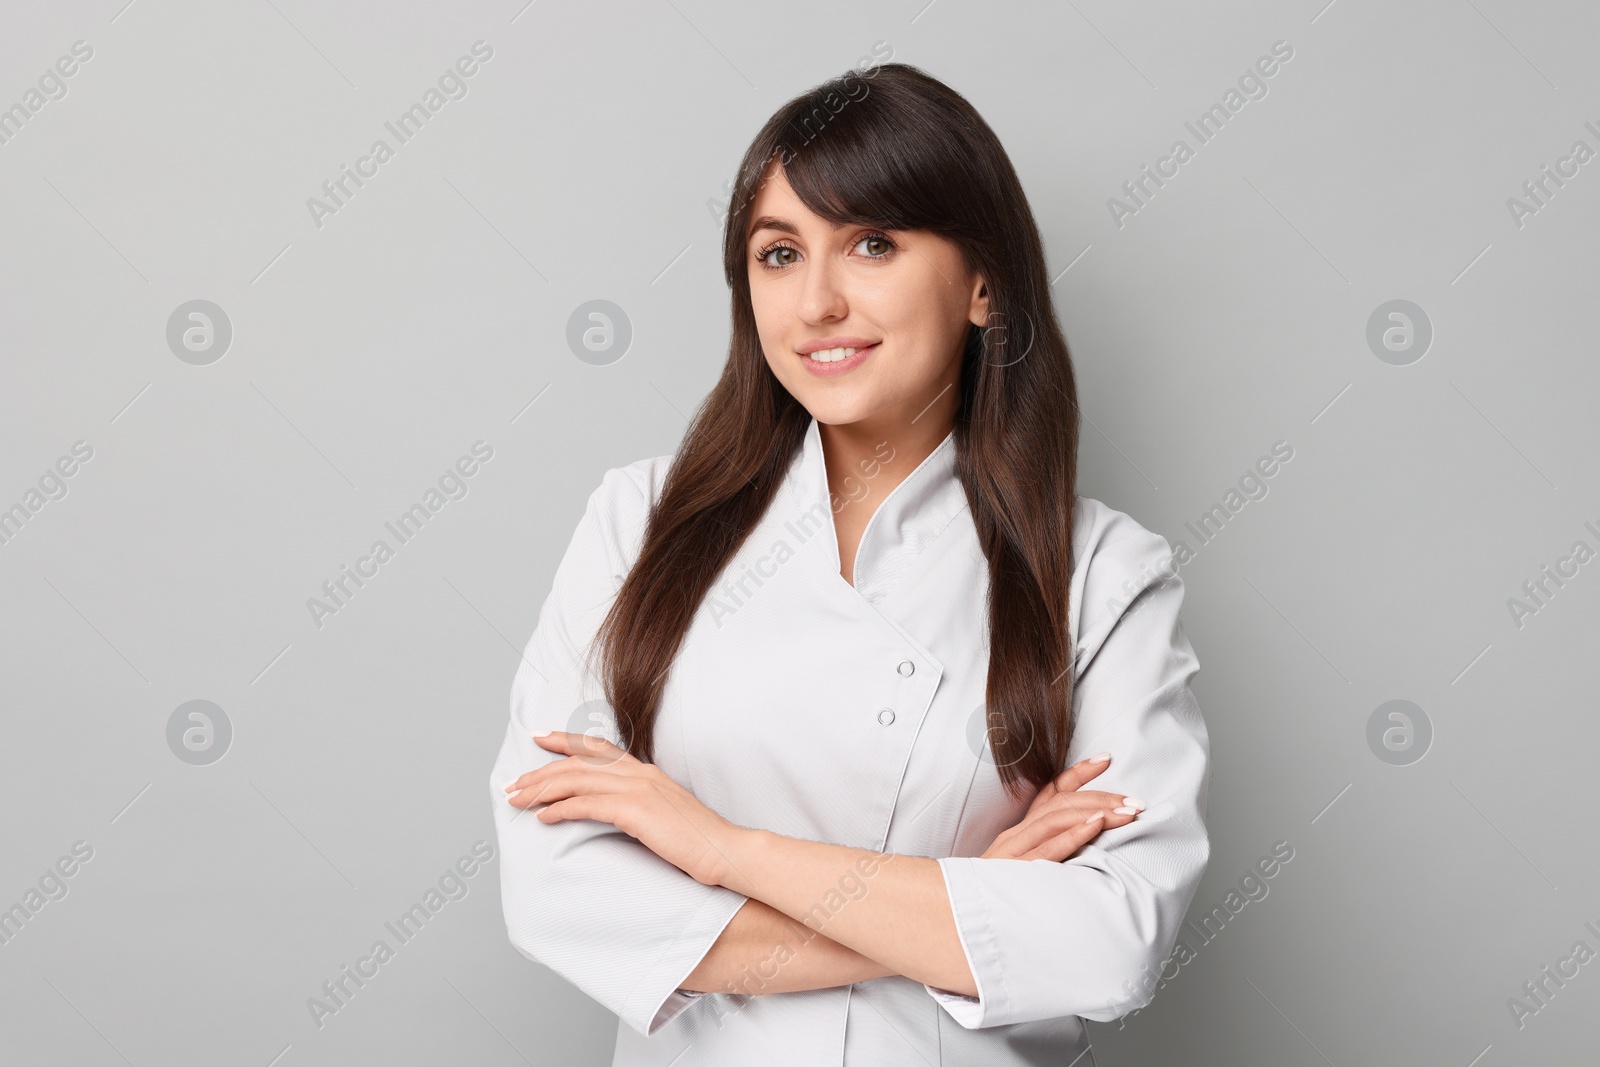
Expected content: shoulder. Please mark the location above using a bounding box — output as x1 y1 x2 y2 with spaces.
1072 496 1175 578
576 451 677 576
592 451 675 514
1070 495 1185 669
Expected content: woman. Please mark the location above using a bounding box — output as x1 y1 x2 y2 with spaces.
490 63 1210 1066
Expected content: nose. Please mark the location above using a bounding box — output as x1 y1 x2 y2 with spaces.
797 250 848 325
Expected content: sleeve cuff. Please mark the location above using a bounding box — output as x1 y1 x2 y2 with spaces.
922 984 984 1027
646 988 708 1035
921 856 1002 1029
633 892 748 1037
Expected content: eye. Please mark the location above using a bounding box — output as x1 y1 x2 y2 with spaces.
854 232 896 259
753 241 799 270
751 230 897 272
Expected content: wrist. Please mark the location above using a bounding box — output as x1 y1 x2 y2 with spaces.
705 824 768 896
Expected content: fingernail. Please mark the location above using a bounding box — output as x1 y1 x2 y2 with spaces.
1088 752 1111 763
501 781 517 792
1122 797 1145 811
1114 806 1139 816
1084 811 1105 824
533 730 552 738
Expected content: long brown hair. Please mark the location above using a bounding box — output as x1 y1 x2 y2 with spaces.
591 63 1080 799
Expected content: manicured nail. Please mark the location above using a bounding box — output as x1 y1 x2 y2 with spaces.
1122 797 1145 811
533 730 552 738
1114 806 1139 816
1088 752 1111 763
502 781 517 792
1084 811 1105 824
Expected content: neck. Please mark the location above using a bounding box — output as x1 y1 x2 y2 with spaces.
816 392 957 514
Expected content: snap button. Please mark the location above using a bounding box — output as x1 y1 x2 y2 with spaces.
897 660 915 677
877 708 896 725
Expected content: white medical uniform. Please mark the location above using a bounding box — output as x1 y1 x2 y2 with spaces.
489 415 1211 1066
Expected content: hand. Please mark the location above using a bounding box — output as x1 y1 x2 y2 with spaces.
503 731 739 888
980 752 1144 861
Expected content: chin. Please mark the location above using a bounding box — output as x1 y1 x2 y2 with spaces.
796 394 879 428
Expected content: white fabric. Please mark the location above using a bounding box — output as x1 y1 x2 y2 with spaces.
489 415 1211 1066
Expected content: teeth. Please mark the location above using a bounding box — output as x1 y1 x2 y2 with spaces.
807 346 861 363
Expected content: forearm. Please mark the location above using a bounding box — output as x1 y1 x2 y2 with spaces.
712 829 978 997
680 897 896 995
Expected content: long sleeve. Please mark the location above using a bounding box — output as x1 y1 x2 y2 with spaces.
488 465 749 1037
923 522 1212 1028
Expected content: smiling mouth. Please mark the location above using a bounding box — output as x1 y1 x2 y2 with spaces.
797 343 879 377
805 344 877 363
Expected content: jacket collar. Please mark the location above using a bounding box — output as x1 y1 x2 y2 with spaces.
785 415 969 600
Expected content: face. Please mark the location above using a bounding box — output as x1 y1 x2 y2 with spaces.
744 162 989 432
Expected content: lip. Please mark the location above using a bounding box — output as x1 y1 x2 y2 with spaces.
799 342 878 377
797 336 878 355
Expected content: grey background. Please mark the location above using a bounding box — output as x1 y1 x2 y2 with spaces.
1 1 1595 1064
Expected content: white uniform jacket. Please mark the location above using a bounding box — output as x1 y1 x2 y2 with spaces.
489 415 1212 1066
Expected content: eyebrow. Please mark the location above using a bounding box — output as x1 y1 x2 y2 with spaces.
746 215 890 246
747 215 801 241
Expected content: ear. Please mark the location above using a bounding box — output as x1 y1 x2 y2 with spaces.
966 275 991 329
